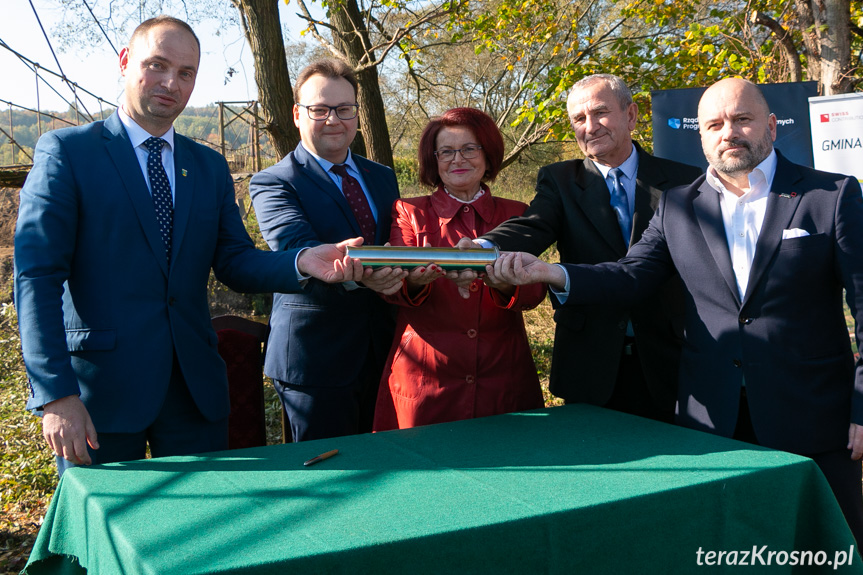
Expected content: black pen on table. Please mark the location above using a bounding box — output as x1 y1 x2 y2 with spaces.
304 449 339 467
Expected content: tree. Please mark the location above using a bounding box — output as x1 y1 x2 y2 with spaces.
44 0 863 173
292 0 466 166
230 0 300 157
750 0 863 94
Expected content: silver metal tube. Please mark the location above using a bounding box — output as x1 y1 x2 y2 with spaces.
346 245 499 271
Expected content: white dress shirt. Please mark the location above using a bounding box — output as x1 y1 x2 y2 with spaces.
118 107 176 203
304 143 378 222
593 143 639 218
705 149 777 299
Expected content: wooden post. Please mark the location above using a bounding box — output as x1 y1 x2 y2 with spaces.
218 102 226 159
252 101 261 172
35 65 42 138
9 107 15 164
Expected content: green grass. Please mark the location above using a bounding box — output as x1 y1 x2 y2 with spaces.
0 303 55 574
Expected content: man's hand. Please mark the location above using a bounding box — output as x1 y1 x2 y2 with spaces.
454 236 478 250
42 395 98 465
848 423 863 460
483 265 516 296
446 269 480 299
298 237 365 283
489 252 566 289
360 266 409 295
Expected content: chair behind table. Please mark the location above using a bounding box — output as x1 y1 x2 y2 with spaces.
211 315 270 449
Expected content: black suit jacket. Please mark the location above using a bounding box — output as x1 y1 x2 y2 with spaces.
561 151 863 454
482 142 702 409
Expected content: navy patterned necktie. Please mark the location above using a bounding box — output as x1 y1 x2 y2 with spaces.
330 164 376 244
608 167 632 247
144 137 174 264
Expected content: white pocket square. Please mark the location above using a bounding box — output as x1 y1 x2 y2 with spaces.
782 228 810 239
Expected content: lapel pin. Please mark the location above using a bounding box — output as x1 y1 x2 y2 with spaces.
778 191 797 199
181 169 188 177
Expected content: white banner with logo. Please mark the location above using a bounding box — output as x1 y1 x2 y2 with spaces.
809 93 863 183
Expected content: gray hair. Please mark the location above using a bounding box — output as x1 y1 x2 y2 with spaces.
567 74 634 113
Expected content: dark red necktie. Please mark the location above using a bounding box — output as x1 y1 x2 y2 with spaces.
331 164 376 244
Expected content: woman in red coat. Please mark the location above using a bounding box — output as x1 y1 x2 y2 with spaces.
373 108 545 431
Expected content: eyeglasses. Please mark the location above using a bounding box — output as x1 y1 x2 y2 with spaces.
434 145 483 162
297 104 360 121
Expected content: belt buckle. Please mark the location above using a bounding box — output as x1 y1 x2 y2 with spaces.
624 343 634 356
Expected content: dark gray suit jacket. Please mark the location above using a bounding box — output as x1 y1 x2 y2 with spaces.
483 142 702 411
563 152 863 454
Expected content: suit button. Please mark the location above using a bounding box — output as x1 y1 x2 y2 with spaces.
617 321 626 330
463 206 470 213
469 282 479 292
466 375 476 384
467 329 478 339
739 316 752 324
733 359 742 368
168 297 177 306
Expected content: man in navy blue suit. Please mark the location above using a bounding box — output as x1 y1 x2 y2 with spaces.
489 77 863 543
14 16 364 474
250 59 403 442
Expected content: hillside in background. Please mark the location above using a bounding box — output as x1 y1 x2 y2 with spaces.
0 105 267 165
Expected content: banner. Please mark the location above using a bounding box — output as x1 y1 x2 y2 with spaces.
808 93 863 183
651 82 818 170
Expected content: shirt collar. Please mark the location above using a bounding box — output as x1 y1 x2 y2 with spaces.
118 106 175 152
430 184 496 223
591 142 638 181
302 142 359 176
705 148 777 199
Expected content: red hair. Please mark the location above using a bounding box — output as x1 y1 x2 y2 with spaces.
417 108 505 188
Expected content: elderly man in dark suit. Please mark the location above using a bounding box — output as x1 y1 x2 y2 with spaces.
14 16 361 474
250 59 403 442
492 77 863 543
470 74 701 422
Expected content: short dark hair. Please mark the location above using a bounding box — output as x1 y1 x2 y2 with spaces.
417 107 505 188
129 16 200 55
293 59 359 103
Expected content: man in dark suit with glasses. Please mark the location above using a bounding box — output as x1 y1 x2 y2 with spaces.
250 59 403 442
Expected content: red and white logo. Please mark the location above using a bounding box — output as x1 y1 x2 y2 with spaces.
820 114 830 123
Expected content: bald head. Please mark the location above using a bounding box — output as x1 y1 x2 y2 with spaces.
698 78 771 120
697 78 776 186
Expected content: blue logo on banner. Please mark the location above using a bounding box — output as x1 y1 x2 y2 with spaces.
668 118 682 129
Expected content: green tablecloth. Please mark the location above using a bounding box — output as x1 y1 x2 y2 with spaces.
23 405 861 574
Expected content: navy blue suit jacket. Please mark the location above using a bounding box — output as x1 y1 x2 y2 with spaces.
562 152 863 455
14 112 303 433
249 142 399 387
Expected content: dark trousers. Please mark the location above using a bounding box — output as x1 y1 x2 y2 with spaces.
734 389 863 547
275 346 380 443
56 355 228 477
605 339 675 424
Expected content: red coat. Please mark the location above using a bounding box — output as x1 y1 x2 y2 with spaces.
373 186 545 431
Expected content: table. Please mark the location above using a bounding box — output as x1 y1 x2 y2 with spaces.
24 405 861 574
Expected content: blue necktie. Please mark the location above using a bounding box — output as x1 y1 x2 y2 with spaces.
144 137 174 264
608 168 632 247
